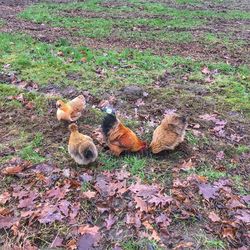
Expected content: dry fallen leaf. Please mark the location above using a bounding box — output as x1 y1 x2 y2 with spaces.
174 241 194 249
0 192 11 205
50 235 64 248
2 165 24 175
66 239 77 250
198 183 219 200
105 214 116 230
82 191 96 199
57 51 64 57
201 66 211 74
143 221 161 242
221 226 236 240
0 207 11 216
179 159 194 171
143 221 154 231
134 196 148 212
0 216 19 229
25 101 35 110
78 225 101 249
208 211 221 222
81 57 87 63
78 225 99 235
235 209 250 224
92 128 105 145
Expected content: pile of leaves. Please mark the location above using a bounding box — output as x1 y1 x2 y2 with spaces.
0 156 249 249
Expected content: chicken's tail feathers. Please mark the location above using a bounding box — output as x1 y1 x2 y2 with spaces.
79 143 98 162
102 113 118 136
84 149 93 159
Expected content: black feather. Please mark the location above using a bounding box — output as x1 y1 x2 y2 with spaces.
84 149 93 159
102 114 117 136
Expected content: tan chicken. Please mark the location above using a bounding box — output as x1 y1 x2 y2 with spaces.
68 124 98 165
150 114 187 154
56 95 86 122
102 112 147 156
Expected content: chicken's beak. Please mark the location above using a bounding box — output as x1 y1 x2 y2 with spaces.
140 143 148 151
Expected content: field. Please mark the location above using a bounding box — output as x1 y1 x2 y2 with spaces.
0 0 249 249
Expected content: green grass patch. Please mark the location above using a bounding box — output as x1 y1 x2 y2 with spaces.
0 19 5 27
0 83 21 105
19 133 45 163
20 3 204 41
0 83 49 114
235 145 250 154
175 0 202 4
129 1 250 20
185 164 227 181
232 175 249 195
99 153 121 170
186 131 199 145
119 30 194 43
0 32 249 114
122 238 160 250
211 76 250 112
123 156 146 179
194 231 226 250
196 165 226 181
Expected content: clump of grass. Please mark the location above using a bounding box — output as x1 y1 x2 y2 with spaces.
122 238 160 250
186 131 199 146
232 175 248 195
19 133 45 163
81 181 92 192
196 165 226 181
123 156 146 179
235 145 250 154
99 153 121 170
184 164 226 181
205 239 226 249
194 231 226 249
211 76 250 112
0 18 5 27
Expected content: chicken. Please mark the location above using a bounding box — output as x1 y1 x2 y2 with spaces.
56 95 86 122
150 114 187 154
102 112 147 156
68 123 98 165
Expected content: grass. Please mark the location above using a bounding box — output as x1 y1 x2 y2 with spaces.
186 131 199 146
0 19 5 27
194 231 226 249
19 2 203 43
183 164 227 181
99 153 121 170
122 238 160 250
19 133 45 163
123 156 146 179
211 76 250 113
0 83 50 114
19 0 250 50
235 145 250 154
232 175 249 195
1 32 249 114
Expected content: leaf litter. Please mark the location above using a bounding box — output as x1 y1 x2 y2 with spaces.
4 154 248 249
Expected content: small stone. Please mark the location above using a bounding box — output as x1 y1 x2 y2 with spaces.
123 85 143 97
